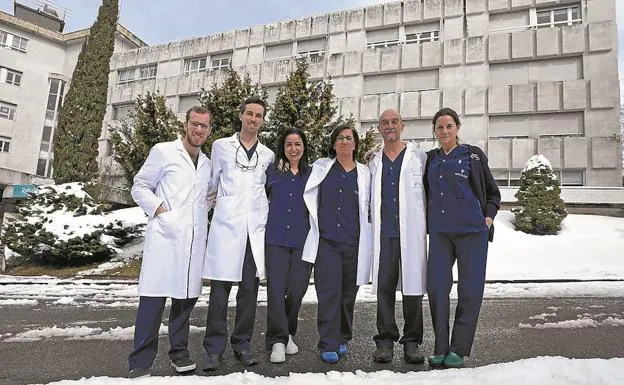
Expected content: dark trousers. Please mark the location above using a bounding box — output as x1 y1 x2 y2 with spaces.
373 237 424 348
265 244 312 349
203 240 259 354
314 237 359 353
128 296 198 370
427 230 489 357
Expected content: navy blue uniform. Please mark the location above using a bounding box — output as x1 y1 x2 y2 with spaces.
315 162 360 353
424 144 500 358
264 164 313 350
373 149 424 349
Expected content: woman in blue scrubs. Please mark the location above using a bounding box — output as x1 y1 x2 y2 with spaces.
424 107 501 369
302 125 372 364
264 128 313 364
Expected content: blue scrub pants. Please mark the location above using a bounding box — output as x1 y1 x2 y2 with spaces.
128 296 198 370
427 230 489 357
265 244 312 350
314 237 359 353
373 237 424 348
203 239 259 355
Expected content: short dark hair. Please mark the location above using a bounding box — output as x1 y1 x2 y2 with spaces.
239 96 267 117
185 106 212 123
328 124 360 160
432 107 461 128
275 128 309 177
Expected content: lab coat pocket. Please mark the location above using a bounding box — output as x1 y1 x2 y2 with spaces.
409 171 424 192
154 210 180 239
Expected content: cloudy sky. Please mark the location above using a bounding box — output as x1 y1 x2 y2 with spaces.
1 0 622 80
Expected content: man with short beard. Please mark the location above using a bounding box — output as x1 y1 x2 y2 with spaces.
128 106 213 378
368 109 428 364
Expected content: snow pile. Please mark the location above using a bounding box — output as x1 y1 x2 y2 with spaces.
37 357 624 385
1 182 146 266
522 154 554 173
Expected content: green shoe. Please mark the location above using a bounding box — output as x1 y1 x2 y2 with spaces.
427 354 446 368
443 352 464 368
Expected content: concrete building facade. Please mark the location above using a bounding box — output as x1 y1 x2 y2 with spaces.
0 1 145 187
102 0 622 187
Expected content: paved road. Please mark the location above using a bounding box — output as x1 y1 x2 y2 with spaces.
1 296 623 384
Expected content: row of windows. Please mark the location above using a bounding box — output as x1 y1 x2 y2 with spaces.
493 169 584 187
0 30 29 53
535 5 581 28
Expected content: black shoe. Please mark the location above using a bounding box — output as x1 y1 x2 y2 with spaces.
170 356 196 373
128 367 151 378
372 346 393 363
203 353 223 371
234 349 258 366
404 343 425 364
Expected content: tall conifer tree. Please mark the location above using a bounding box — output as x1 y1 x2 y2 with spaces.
53 0 119 183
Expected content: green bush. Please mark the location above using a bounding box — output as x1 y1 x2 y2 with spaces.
1 183 145 266
512 155 567 235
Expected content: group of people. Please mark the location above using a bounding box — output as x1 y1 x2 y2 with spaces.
127 97 501 378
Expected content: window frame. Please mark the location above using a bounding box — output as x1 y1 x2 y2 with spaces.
138 64 157 80
0 135 10 153
534 4 582 28
0 101 17 120
211 57 231 69
184 57 208 73
5 68 22 86
405 30 440 45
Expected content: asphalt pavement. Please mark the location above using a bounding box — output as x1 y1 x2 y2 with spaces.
1 296 623 384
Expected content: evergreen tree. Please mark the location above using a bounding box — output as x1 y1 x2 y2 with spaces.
109 91 181 189
264 59 376 162
198 68 266 155
512 155 567 235
53 0 119 183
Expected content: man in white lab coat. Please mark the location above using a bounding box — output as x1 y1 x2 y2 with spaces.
202 97 275 370
368 109 428 364
128 106 213 378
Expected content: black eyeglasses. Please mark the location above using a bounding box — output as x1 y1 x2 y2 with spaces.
188 121 211 130
235 143 258 171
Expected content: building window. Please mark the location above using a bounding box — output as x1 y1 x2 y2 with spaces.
138 64 157 79
118 65 157 83
184 58 207 73
0 30 29 53
366 28 399 49
0 101 17 120
40 126 52 152
535 5 581 28
45 78 65 122
118 68 135 84
1 67 22 86
0 136 10 152
405 31 439 44
211 57 231 69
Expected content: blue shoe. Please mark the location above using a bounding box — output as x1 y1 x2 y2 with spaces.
320 351 339 363
338 344 348 357
443 352 464 368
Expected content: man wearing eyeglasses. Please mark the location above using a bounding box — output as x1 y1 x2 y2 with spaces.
128 106 213 378
202 96 275 370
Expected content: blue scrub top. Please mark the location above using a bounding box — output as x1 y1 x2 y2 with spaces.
265 163 311 248
318 162 360 246
427 145 485 233
380 148 406 239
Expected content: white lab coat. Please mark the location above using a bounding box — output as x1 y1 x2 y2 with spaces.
131 139 211 299
203 133 275 281
301 158 372 286
369 142 428 296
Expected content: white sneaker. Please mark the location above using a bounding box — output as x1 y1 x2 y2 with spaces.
270 343 286 363
286 335 299 355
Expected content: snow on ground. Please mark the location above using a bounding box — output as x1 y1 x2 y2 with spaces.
36 357 624 385
4 324 206 342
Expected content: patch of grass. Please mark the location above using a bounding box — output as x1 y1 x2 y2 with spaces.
102 259 142 279
5 264 98 278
